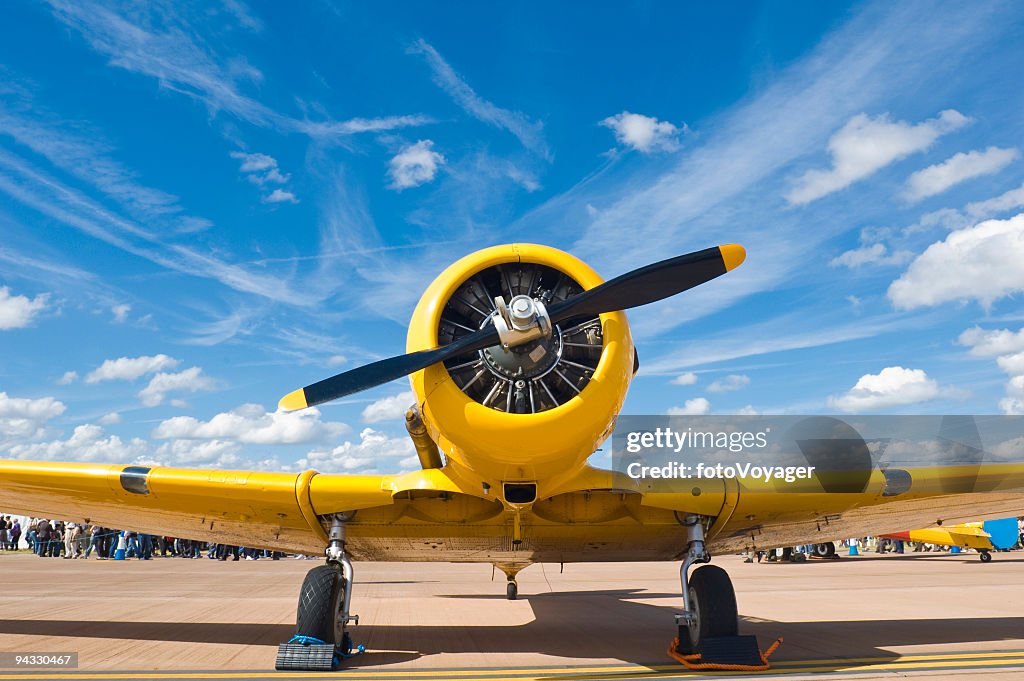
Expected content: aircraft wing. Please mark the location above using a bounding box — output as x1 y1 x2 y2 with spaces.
687 462 1024 553
0 460 395 554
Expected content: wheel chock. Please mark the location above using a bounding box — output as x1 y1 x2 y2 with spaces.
275 641 336 671
275 634 364 671
669 635 782 671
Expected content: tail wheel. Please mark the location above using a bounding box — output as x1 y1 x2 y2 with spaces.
506 582 518 600
684 565 738 652
980 550 992 563
296 565 346 647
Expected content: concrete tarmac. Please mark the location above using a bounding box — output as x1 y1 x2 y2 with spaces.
1 549 1023 679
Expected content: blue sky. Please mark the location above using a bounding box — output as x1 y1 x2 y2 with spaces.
2 1 1024 473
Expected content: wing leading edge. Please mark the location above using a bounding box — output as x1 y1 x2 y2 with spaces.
0 460 395 554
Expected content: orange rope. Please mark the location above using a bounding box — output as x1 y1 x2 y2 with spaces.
667 636 783 672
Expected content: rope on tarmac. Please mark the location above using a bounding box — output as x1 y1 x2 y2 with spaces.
667 636 783 671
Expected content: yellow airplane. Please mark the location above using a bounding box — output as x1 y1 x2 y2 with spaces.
3 243 1024 668
882 522 996 561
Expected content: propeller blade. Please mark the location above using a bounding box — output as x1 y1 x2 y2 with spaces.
545 244 744 324
279 244 744 411
279 327 500 411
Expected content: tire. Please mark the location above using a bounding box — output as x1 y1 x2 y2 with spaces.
683 565 738 652
295 565 346 646
980 550 992 563
814 543 836 558
506 582 518 600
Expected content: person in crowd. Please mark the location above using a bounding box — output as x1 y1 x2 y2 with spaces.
64 522 81 559
0 515 9 550
85 525 104 559
124 530 139 558
35 518 51 557
9 519 21 551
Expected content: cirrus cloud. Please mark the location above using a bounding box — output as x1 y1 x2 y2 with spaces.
786 109 969 205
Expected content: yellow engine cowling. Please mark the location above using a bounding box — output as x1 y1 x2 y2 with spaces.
407 244 634 487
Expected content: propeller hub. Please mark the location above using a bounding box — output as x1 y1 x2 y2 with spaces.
493 295 552 349
481 330 563 381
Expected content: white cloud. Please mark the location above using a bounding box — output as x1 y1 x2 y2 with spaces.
56 371 78 385
327 355 347 367
0 392 66 439
667 397 711 416
736 405 760 415
263 188 298 204
600 112 685 153
1000 397 1024 415
98 411 122 425
148 439 242 467
152 403 347 444
830 242 913 268
362 391 415 423
7 423 147 462
958 326 1024 415
900 182 1024 238
0 392 67 421
111 303 131 323
786 109 969 205
670 371 698 386
138 367 216 406
707 374 750 393
230 151 290 185
966 182 1024 219
828 366 941 412
408 39 548 158
388 140 445 190
997 352 1024 376
888 213 1024 309
957 327 1024 357
904 147 1019 202
85 354 180 383
0 286 49 330
296 427 416 473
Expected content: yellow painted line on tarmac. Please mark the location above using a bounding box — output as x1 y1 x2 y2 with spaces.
5 650 1024 681
770 648 1024 666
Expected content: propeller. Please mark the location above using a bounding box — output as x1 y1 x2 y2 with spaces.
279 244 745 411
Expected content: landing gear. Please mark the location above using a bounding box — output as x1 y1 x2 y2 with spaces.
675 515 739 654
295 565 351 650
682 565 739 652
277 515 359 671
979 549 992 563
495 562 528 600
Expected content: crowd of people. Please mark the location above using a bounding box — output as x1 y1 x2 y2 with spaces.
0 515 294 561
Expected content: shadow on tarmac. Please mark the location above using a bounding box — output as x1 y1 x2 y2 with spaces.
2 585 1024 669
